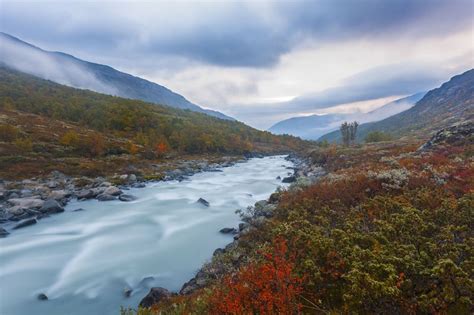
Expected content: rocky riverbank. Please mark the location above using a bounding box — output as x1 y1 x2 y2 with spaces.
138 152 327 307
0 155 255 236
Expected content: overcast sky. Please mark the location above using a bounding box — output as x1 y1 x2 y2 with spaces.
1 0 473 128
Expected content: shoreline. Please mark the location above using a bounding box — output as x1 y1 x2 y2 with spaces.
138 152 327 307
0 153 276 236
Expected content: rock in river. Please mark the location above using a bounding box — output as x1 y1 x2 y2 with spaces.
139 287 173 308
282 175 296 183
103 186 122 196
13 218 37 229
219 227 237 234
196 198 210 207
40 199 64 214
97 194 117 201
8 198 44 209
37 293 48 301
0 227 9 237
119 194 137 202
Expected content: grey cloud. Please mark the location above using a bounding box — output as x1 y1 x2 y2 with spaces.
1 0 472 68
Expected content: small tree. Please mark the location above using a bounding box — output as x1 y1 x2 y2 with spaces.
340 121 358 146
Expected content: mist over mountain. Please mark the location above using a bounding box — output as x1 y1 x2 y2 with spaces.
268 93 425 139
0 32 233 120
319 69 474 142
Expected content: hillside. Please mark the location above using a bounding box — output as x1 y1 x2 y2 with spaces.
0 66 305 179
0 32 232 120
319 70 474 142
269 93 424 140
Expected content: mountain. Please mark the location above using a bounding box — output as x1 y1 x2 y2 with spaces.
319 69 474 142
0 32 233 120
268 93 424 139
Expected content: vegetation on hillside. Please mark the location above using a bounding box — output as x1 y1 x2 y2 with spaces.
0 66 307 179
130 131 473 314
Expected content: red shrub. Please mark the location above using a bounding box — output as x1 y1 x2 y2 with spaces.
208 238 304 315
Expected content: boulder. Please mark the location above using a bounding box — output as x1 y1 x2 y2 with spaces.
139 287 173 308
196 198 210 207
37 293 48 301
282 175 296 183
219 227 237 234
40 199 64 214
103 186 122 196
48 190 69 201
13 218 37 229
119 194 137 202
8 198 44 209
97 194 116 201
76 189 95 200
7 206 25 216
0 227 9 237
123 287 133 298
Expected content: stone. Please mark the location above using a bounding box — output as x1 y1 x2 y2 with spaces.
40 199 64 214
0 227 9 237
239 222 250 231
282 175 296 183
128 174 137 182
7 206 25 216
76 189 94 200
123 287 133 298
119 194 137 202
97 194 116 201
196 198 210 207
219 227 237 234
8 198 44 209
48 190 69 201
13 218 37 229
139 287 173 308
37 293 48 300
103 186 122 196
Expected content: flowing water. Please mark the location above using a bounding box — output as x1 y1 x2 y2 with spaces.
0 155 294 315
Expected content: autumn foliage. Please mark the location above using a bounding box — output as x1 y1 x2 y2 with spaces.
208 238 304 315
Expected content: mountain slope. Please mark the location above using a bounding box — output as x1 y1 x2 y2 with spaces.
319 69 474 142
0 32 233 120
268 93 424 139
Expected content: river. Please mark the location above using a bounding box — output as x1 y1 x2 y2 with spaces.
0 155 294 315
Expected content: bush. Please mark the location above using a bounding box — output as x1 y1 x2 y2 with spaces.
14 137 33 152
365 131 393 143
0 124 19 141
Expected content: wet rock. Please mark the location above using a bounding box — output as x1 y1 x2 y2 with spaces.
40 199 64 214
13 218 37 229
8 198 44 209
197 198 210 207
119 194 137 202
20 189 34 198
123 287 133 298
73 208 85 212
276 176 281 180
76 189 95 200
103 186 122 196
239 222 250 231
37 293 48 301
213 248 225 256
219 227 237 234
132 183 146 188
139 287 173 308
97 194 116 201
282 175 296 183
7 206 25 216
0 227 9 237
48 190 69 201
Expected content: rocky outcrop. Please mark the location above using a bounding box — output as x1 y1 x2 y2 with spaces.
196 198 210 207
139 287 173 308
418 122 473 151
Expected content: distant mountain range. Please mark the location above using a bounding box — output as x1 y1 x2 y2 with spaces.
319 69 474 142
0 32 233 120
268 92 425 139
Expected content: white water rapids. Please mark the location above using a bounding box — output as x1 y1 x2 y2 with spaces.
0 155 294 315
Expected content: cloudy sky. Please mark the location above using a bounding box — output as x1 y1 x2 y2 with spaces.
1 0 473 128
